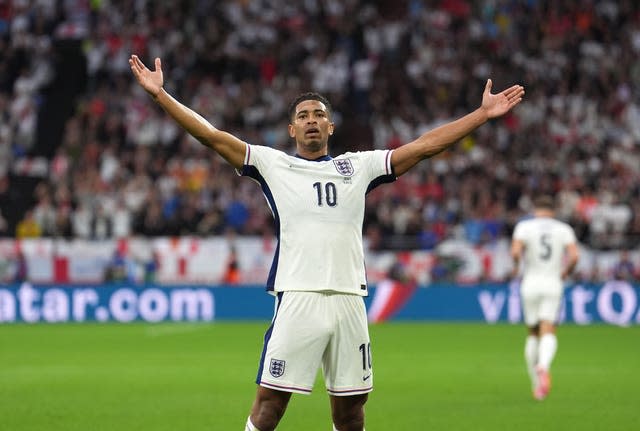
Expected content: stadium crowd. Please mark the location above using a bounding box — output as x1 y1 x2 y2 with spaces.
1 0 640 256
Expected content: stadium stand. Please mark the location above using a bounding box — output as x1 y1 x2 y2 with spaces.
1 0 640 255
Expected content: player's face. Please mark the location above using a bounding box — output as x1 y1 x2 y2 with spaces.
288 100 334 155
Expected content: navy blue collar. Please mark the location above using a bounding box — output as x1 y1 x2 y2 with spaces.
294 154 333 162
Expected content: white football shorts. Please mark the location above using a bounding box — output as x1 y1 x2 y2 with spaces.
520 279 563 327
256 291 373 396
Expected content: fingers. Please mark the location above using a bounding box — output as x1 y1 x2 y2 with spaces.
485 78 492 93
497 84 524 108
510 87 525 105
509 85 525 95
482 79 525 115
129 55 143 75
484 79 524 99
129 54 152 73
503 84 525 98
129 55 163 76
129 54 163 97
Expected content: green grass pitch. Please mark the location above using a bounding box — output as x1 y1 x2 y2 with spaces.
1 322 638 431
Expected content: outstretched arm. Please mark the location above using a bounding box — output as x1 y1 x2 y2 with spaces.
510 238 524 279
391 79 524 176
561 242 579 279
129 55 246 169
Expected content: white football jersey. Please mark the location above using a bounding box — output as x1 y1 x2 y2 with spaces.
513 216 577 292
239 144 395 296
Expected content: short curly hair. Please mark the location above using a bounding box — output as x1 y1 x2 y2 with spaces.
534 195 555 210
287 92 332 121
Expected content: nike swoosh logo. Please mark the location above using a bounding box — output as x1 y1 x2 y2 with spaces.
363 374 371 381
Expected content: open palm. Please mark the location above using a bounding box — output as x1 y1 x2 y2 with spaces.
129 55 163 97
482 79 524 119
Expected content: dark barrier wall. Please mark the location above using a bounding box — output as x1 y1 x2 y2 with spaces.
0 281 638 325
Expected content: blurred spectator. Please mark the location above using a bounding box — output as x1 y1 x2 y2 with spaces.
613 250 638 282
16 210 41 238
71 202 92 239
225 196 250 233
13 250 27 283
91 204 112 240
223 245 241 285
32 192 57 237
105 248 128 283
53 206 72 238
111 199 132 238
197 209 224 236
0 208 8 236
136 199 166 237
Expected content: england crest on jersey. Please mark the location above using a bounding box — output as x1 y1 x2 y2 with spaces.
333 158 354 176
269 359 286 378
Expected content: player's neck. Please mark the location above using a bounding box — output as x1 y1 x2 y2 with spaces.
535 209 554 218
295 140 329 160
296 148 329 160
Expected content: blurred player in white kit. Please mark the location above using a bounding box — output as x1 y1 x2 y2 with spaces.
511 195 579 400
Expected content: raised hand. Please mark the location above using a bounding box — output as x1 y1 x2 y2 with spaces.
129 55 163 97
481 79 525 119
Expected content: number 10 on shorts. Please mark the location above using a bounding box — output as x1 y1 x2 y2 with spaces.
359 342 372 372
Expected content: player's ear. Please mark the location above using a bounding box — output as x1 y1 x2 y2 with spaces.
288 124 295 138
328 122 334 136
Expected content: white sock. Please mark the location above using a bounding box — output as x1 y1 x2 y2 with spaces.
246 417 260 431
524 335 539 388
538 333 557 371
